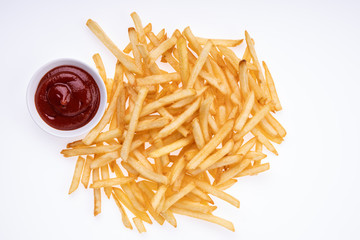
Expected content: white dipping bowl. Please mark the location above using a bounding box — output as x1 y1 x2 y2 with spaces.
26 58 107 138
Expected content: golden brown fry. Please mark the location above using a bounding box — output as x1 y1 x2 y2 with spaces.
124 23 152 53
81 156 93 188
90 177 134 188
68 156 85 194
193 178 240 208
113 187 152 224
137 72 181 86
149 136 193 158
61 144 120 157
101 164 112 199
187 41 213 89
121 88 148 161
90 150 119 169
191 118 205 149
156 98 201 139
86 19 141 74
236 162 270 177
93 168 101 216
262 61 282 111
130 12 146 43
127 157 168 184
133 217 146 233
187 119 234 170
112 193 133 229
171 207 234 231
128 27 143 74
177 35 190 86
162 182 196 211
199 140 234 171
196 37 243 47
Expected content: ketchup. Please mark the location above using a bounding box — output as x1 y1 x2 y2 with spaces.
35 65 100 130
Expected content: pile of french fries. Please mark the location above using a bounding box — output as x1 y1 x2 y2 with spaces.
61 12 286 233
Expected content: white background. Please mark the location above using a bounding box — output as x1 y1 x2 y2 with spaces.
1 0 360 239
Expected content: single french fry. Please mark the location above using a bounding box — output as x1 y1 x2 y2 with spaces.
121 88 148 161
90 177 134 188
262 61 282 111
149 136 193 158
112 193 133 229
90 150 120 169
61 145 120 157
207 155 243 170
137 72 181 86
171 207 234 231
216 179 237 191
68 156 85 194
239 60 250 99
235 104 270 139
196 37 243 47
218 158 252 185
193 178 239 208
155 98 201 139
177 35 190 87
173 199 216 213
86 19 141 74
93 168 101 216
130 12 146 43
151 185 167 211
113 188 152 224
128 27 143 74
148 32 178 63
81 156 93 188
127 157 168 184
236 162 270 177
92 53 107 82
199 140 234 171
133 217 146 233
199 95 214 142
83 64 124 145
251 127 278 155
187 41 213 89
162 182 196 211
191 118 205 149
187 119 234 170
101 164 112 199
161 209 177 227
124 23 152 53
136 89 196 119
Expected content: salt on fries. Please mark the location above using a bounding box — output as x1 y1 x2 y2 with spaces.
62 12 286 232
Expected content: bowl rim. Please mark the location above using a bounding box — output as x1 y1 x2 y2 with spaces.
26 58 107 138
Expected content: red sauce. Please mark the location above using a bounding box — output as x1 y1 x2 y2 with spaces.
35 65 100 130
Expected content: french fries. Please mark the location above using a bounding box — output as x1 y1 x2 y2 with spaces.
62 12 286 233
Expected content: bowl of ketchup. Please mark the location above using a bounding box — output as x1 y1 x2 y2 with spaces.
27 59 107 137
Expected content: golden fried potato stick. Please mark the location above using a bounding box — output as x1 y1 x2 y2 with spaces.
86 19 141 74
186 41 213 89
68 156 85 194
93 167 101 216
121 87 148 161
90 177 134 188
187 119 234 170
171 207 234 231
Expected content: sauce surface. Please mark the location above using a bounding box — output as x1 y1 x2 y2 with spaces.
35 65 100 130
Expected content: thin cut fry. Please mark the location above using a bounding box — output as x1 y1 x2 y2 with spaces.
90 177 134 188
121 88 148 161
112 193 133 229
81 155 93 188
68 156 85 194
187 119 234 170
171 207 234 231
93 168 101 216
149 136 193 158
196 37 243 47
133 217 146 233
86 19 141 74
127 157 168 184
